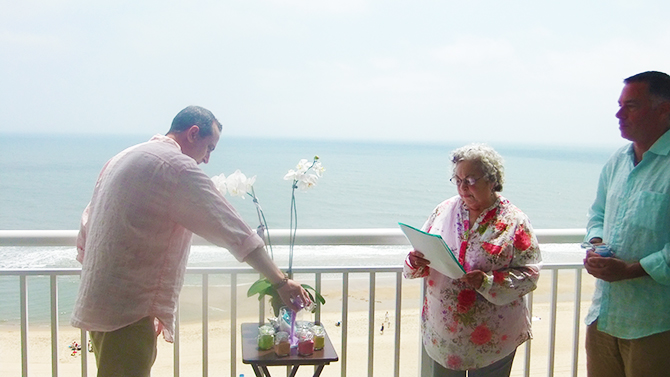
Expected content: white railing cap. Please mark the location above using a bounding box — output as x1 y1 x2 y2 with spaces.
0 228 585 247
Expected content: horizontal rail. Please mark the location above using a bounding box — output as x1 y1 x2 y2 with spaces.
0 228 586 247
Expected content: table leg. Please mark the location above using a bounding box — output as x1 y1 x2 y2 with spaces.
313 364 325 377
250 364 264 377
260 365 271 377
288 365 299 377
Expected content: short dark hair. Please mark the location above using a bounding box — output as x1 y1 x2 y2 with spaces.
168 106 222 137
624 71 670 101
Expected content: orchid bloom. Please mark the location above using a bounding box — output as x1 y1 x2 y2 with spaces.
312 161 325 177
226 170 256 198
296 174 318 190
284 156 324 190
283 169 303 182
211 173 227 194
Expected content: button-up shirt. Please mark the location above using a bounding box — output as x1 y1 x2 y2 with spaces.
404 195 541 370
585 129 670 339
71 135 264 341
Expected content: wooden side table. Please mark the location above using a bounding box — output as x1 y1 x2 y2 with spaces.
241 323 339 377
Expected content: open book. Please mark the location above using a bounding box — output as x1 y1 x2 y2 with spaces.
398 222 466 279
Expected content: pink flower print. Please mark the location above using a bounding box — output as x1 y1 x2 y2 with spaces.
481 208 497 224
447 322 458 333
493 270 506 284
458 241 468 265
513 227 532 251
456 289 476 313
470 323 492 345
495 221 507 231
428 279 435 287
447 355 462 369
482 242 503 255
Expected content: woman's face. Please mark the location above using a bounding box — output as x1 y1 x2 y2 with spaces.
453 160 496 213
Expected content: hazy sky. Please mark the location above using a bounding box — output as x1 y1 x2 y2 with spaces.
2 0 669 146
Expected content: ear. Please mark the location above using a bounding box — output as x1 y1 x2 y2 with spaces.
186 125 200 142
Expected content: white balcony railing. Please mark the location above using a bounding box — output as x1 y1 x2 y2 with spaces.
0 229 588 377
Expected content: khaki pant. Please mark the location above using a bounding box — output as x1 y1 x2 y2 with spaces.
586 321 670 377
90 317 158 377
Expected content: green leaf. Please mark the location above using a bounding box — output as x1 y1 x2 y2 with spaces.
247 279 272 297
300 283 326 305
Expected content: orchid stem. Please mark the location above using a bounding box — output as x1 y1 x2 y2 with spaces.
249 188 273 260
288 184 298 279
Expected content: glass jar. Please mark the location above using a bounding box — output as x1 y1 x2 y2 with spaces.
311 324 325 351
297 328 314 356
274 331 291 357
257 324 275 351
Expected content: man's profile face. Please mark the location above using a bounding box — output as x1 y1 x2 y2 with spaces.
185 122 221 164
616 82 666 143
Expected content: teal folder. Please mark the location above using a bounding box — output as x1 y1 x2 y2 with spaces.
398 222 466 279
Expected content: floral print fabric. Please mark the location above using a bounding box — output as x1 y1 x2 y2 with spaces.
404 195 541 370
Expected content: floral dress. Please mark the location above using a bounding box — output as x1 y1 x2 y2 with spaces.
403 195 542 370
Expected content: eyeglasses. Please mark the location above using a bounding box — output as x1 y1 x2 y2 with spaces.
450 176 484 186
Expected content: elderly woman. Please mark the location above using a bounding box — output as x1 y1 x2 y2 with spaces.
405 144 541 377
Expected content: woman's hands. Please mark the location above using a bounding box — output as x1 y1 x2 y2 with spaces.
460 270 487 290
408 250 431 269
410 250 487 289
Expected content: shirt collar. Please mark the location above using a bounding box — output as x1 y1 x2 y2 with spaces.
149 134 181 150
621 129 670 160
647 129 670 156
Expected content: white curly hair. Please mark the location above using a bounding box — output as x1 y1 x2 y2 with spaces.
450 143 505 192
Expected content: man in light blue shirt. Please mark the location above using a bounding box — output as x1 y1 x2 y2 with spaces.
584 71 670 377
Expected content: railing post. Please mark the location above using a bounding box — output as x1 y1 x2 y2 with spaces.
572 269 583 377
525 291 533 377
548 270 559 376
202 273 209 377
393 271 402 377
20 275 29 377
174 308 180 377
341 272 349 377
81 329 89 377
315 272 322 324
231 273 238 377
50 275 59 377
368 272 376 377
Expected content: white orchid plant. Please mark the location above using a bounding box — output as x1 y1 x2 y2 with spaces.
211 170 273 257
283 157 325 276
211 156 326 316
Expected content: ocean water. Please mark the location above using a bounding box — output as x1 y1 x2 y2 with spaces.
0 134 620 323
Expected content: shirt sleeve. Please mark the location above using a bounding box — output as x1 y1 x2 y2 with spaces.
477 220 542 306
76 203 90 264
585 165 608 242
169 165 264 262
640 243 670 286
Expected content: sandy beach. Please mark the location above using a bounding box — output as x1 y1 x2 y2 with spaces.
0 269 595 377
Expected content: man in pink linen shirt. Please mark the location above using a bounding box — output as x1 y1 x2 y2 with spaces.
71 106 308 377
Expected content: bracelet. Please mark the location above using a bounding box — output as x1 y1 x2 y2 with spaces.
273 277 289 290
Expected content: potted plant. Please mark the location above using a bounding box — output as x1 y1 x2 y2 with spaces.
212 156 326 317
